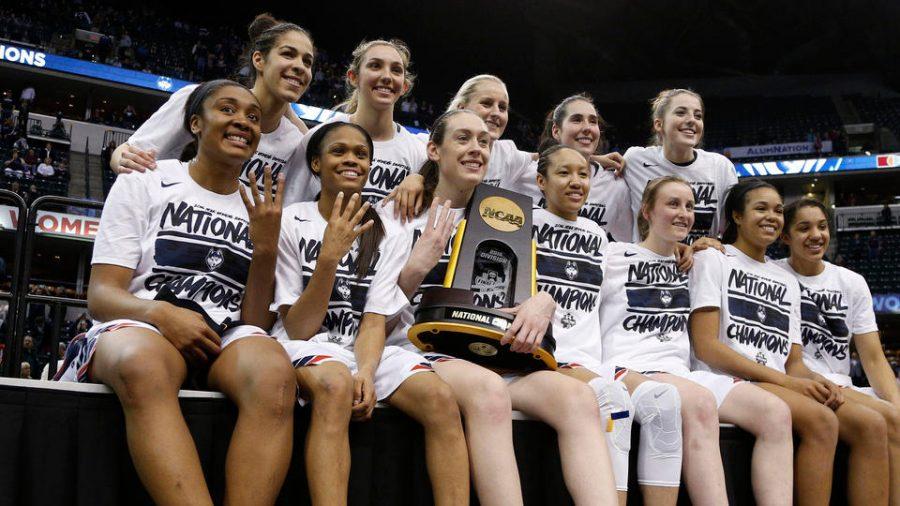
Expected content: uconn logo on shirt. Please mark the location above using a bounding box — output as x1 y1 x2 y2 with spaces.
297 237 376 344
622 260 688 340
799 286 850 360
242 152 286 190
726 270 791 356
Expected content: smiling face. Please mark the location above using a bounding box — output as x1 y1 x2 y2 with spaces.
537 147 590 220
462 80 509 140
350 44 408 112
553 99 601 157
655 92 704 150
427 112 491 193
190 85 261 165
253 30 314 103
733 187 784 249
783 205 830 264
644 181 696 243
311 125 372 196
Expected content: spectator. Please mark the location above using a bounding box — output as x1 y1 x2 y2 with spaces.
868 230 881 260
19 361 31 379
23 148 37 167
19 86 35 109
122 104 138 130
50 113 67 139
36 157 55 178
882 203 893 228
40 142 54 162
849 351 867 387
4 149 24 178
40 341 68 380
0 90 13 122
118 31 132 59
13 135 29 152
21 334 39 378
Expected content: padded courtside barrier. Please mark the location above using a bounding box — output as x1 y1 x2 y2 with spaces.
0 378 848 505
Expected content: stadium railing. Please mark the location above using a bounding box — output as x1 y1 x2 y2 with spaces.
0 189 29 378
6 195 101 379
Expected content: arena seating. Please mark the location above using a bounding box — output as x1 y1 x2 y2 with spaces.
836 230 900 293
850 95 900 141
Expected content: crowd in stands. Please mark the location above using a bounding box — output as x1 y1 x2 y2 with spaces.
0 92 71 202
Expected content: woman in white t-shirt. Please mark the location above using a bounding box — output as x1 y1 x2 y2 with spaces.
691 180 843 505
110 14 316 201
534 145 682 505
623 89 738 246
603 175 795 504
58 80 296 505
777 198 896 504
289 39 427 207
387 110 618 505
270 121 469 505
532 95 633 242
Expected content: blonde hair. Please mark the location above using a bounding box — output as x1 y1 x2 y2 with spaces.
637 175 693 241
447 74 507 112
649 88 704 146
339 39 415 114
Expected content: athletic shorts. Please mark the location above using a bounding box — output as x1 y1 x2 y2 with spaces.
672 370 743 408
56 319 269 383
281 338 433 406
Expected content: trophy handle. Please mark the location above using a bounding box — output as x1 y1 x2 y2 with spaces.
443 219 468 287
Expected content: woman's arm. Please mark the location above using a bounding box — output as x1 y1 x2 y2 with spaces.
110 143 158 174
240 169 283 330
397 199 456 299
89 264 222 365
857 331 900 404
351 312 385 421
284 104 309 135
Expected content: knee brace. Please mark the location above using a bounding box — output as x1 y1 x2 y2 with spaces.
589 378 632 491
631 381 682 487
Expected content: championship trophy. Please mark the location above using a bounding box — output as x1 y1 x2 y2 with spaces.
408 184 557 371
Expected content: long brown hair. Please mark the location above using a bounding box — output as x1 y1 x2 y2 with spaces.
238 13 314 88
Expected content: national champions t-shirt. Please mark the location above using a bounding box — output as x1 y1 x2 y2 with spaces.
774 259 879 386
533 208 608 365
599 242 690 374
690 245 802 373
93 159 254 325
270 201 409 349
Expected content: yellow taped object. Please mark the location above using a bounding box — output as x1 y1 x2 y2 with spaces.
606 418 614 433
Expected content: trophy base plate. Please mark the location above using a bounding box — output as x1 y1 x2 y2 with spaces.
409 289 557 372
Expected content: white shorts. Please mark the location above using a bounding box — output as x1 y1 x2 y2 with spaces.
673 370 743 408
281 339 433 406
56 319 269 383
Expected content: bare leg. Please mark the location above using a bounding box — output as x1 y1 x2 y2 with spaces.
718 382 793 506
207 337 296 506
296 362 354 506
842 388 897 505
90 327 211 506
388 372 470 506
508 371 618 505
432 360 522 506
757 382 838 506
649 373 727 506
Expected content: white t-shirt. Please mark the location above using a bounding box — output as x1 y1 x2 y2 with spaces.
270 201 409 350
288 118 427 206
599 242 690 374
690 245 802 374
774 259 879 386
93 160 252 325
36 163 55 177
128 84 313 202
623 146 738 244
533 208 607 365
384 204 465 350
518 161 633 242
483 139 535 189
